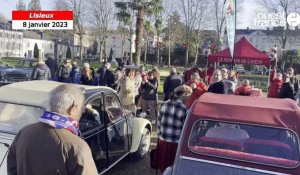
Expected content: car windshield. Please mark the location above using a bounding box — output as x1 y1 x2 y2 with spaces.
189 120 300 168
0 101 44 134
16 60 35 67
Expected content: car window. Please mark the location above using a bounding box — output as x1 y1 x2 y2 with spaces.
0 102 44 134
105 95 123 123
189 120 300 168
79 98 103 133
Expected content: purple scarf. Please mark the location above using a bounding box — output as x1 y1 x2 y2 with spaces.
39 111 80 136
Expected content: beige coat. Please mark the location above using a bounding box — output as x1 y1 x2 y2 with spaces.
119 76 136 112
7 123 98 175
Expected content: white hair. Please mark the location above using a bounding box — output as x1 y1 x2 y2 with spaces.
170 67 177 74
50 85 84 114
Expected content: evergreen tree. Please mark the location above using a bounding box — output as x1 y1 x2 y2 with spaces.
66 46 72 59
16 0 26 11
34 43 39 59
28 0 42 10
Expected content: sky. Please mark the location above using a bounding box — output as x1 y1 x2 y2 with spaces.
0 0 267 30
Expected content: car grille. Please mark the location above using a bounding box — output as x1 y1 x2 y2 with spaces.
6 78 27 82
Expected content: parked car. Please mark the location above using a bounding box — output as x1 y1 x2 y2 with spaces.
0 58 36 85
236 66 246 74
0 81 152 175
163 93 300 175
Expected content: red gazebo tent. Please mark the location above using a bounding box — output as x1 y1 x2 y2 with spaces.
208 37 270 66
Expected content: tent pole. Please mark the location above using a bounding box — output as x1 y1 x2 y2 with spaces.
267 64 272 95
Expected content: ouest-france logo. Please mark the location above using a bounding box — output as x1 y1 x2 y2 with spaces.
253 12 300 28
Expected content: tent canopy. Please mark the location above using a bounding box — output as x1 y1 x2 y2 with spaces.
208 37 270 66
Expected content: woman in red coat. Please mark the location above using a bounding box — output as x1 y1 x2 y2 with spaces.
235 79 252 96
267 71 283 98
185 72 208 108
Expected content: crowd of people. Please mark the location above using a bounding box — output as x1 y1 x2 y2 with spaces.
24 56 300 174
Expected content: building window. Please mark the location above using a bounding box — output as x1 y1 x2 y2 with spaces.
50 44 53 49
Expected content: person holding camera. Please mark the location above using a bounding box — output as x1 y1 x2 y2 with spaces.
141 71 158 124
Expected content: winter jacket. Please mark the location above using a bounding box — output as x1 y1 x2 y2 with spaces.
7 122 98 175
234 85 252 96
208 81 227 94
98 69 115 88
290 76 299 96
58 65 71 82
31 63 51 80
185 81 208 108
163 73 183 101
278 82 295 100
267 79 282 98
141 78 158 101
45 58 58 78
70 66 80 83
80 75 94 85
118 76 136 106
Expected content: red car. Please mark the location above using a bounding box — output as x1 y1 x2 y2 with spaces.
164 93 300 175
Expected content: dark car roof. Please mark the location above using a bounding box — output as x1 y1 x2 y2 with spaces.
190 93 300 134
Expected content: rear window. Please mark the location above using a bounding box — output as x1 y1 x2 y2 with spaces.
189 120 300 168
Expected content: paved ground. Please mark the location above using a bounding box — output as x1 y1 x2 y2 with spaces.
106 124 162 175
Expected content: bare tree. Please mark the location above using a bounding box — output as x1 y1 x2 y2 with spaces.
193 0 212 63
213 0 226 51
260 0 300 50
69 0 86 61
180 0 204 66
88 0 114 63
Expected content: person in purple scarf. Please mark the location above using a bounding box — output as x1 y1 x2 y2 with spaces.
7 84 98 175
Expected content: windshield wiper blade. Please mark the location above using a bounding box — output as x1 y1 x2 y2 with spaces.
0 142 9 147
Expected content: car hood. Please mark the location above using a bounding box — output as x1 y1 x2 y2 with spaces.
0 133 14 175
2 67 33 74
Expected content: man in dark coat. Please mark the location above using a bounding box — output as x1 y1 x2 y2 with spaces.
98 63 115 88
163 67 183 101
45 56 58 80
278 73 295 100
286 67 299 97
7 84 98 175
31 58 51 80
208 70 227 94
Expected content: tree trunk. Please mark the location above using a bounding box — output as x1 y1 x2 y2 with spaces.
103 40 107 62
168 36 171 67
121 38 125 58
156 32 160 64
79 33 83 62
129 27 133 64
144 40 147 64
194 43 199 64
135 7 145 65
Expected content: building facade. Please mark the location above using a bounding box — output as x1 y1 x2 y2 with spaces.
0 29 23 58
223 27 300 55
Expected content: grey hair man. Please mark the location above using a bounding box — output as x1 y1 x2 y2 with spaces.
7 84 98 175
163 67 183 101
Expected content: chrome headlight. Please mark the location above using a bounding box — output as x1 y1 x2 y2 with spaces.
0 71 6 80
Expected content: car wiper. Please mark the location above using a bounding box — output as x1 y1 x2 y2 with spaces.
0 142 9 147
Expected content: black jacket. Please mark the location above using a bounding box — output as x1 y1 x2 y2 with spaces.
208 81 227 94
45 58 58 77
80 75 94 85
278 82 295 100
142 79 158 101
31 63 51 80
98 69 115 88
290 76 299 96
163 73 182 101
